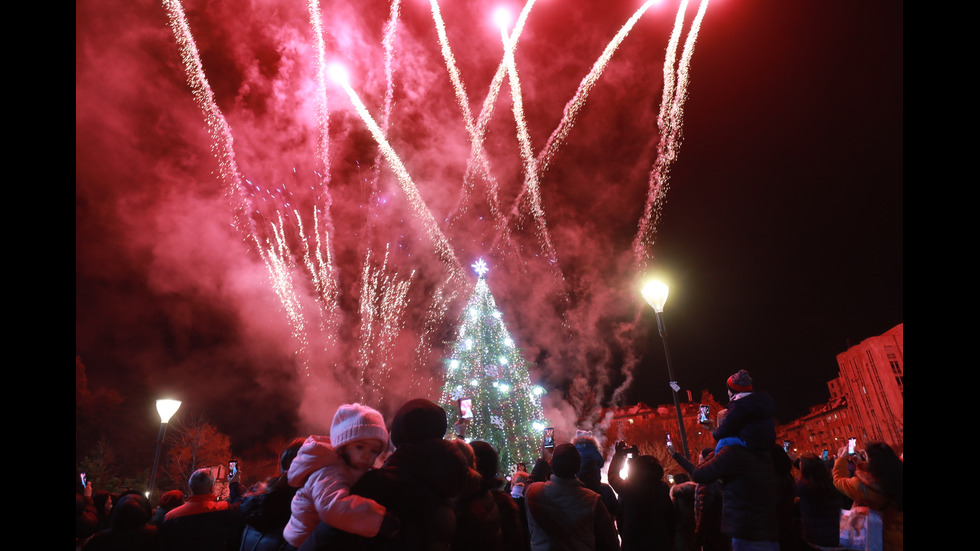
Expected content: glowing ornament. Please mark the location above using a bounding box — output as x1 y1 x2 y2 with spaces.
491 414 504 429
472 258 489 278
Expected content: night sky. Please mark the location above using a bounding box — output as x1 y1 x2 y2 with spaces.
76 0 903 463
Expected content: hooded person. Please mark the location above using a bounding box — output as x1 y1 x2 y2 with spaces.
299 398 470 551
573 433 620 523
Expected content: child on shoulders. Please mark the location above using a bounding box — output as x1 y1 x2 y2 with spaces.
711 369 776 453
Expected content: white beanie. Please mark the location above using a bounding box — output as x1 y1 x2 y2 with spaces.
330 403 389 450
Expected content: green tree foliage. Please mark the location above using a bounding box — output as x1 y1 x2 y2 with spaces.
439 260 547 473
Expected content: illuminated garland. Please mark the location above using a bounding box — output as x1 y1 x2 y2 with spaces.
439 259 547 473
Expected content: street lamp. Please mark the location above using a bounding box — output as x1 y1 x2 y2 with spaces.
642 280 690 459
147 399 181 499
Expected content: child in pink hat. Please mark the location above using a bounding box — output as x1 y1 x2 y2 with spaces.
284 403 398 548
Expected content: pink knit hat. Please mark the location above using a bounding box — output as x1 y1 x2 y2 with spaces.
330 403 389 450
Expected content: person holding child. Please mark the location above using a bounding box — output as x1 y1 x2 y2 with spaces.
284 403 400 548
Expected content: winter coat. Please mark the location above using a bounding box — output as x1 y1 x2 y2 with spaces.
692 478 727 551
284 435 386 548
833 457 903 551
670 481 697 551
525 475 619 551
237 473 298 551
713 391 776 451
675 444 779 543
796 478 841 548
300 437 471 551
608 452 675 551
83 494 159 551
164 494 230 521
453 476 529 551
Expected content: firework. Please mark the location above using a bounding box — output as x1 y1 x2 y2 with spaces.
162 0 711 417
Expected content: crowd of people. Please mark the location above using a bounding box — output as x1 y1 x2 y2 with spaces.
75 371 903 551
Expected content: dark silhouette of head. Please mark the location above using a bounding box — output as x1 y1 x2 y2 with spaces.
800 453 833 493
471 440 499 480
281 437 306 473
864 442 903 510
390 398 447 448
551 443 581 479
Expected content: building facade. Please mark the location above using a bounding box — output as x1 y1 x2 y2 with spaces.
777 397 854 457
833 323 903 449
777 323 903 455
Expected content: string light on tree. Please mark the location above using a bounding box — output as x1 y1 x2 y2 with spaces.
440 258 547 472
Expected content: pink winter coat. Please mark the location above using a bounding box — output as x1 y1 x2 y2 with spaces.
283 435 386 548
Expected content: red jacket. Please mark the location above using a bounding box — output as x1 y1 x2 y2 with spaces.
164 494 229 521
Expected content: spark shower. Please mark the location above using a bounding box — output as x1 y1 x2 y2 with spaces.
160 0 710 419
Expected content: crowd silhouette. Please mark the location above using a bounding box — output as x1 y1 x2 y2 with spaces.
76 373 903 551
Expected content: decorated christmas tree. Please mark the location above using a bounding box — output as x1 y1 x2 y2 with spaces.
439 259 548 473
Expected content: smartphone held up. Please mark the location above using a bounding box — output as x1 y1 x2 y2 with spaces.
543 427 555 449
458 398 474 420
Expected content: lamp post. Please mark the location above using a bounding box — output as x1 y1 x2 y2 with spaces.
642 280 690 460
147 399 181 499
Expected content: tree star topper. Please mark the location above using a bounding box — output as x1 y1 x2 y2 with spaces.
472 258 489 278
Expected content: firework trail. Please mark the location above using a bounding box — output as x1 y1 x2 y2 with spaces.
488 0 652 257
632 0 710 269
304 0 342 317
610 0 710 410
430 0 476 142
660 0 690 137
431 0 491 225
164 0 344 379
161 0 714 416
333 71 465 282
263 213 315 376
356 246 415 405
161 0 247 231
536 0 658 178
352 0 409 387
501 23 561 272
365 0 402 201
448 0 538 231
